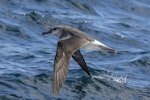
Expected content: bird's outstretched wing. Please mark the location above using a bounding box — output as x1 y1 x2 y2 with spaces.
72 50 91 76
53 36 87 95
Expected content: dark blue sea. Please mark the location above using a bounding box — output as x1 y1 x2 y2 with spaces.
0 0 150 100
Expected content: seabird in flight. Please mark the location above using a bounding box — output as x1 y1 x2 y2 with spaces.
42 25 116 95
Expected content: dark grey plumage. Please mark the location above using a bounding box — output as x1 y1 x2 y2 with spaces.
53 36 88 95
42 25 116 96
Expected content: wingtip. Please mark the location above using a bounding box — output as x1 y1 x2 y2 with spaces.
89 73 92 78
87 71 92 77
53 92 58 96
53 87 59 96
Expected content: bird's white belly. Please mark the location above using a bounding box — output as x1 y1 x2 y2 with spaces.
81 41 100 50
81 39 109 50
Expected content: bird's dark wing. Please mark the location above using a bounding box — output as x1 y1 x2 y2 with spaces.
53 42 70 96
72 50 91 76
53 36 87 95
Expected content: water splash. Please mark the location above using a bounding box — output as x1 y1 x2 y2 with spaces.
110 74 128 84
92 73 128 84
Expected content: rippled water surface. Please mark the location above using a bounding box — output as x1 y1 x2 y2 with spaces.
0 0 150 100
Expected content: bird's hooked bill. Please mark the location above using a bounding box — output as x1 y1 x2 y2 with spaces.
42 29 52 35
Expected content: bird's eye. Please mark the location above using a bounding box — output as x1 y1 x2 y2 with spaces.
53 28 57 30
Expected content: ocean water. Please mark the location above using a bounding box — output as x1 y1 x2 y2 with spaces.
0 0 150 100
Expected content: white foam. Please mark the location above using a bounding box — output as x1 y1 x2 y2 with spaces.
92 75 105 79
112 75 127 84
92 74 128 84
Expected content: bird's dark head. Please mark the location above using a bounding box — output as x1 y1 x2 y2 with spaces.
42 27 58 35
42 26 64 36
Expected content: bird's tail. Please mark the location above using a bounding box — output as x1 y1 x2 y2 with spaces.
98 45 117 53
93 39 117 53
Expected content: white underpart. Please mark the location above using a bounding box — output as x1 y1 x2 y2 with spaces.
52 30 62 37
60 34 72 40
52 30 72 40
82 39 110 50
